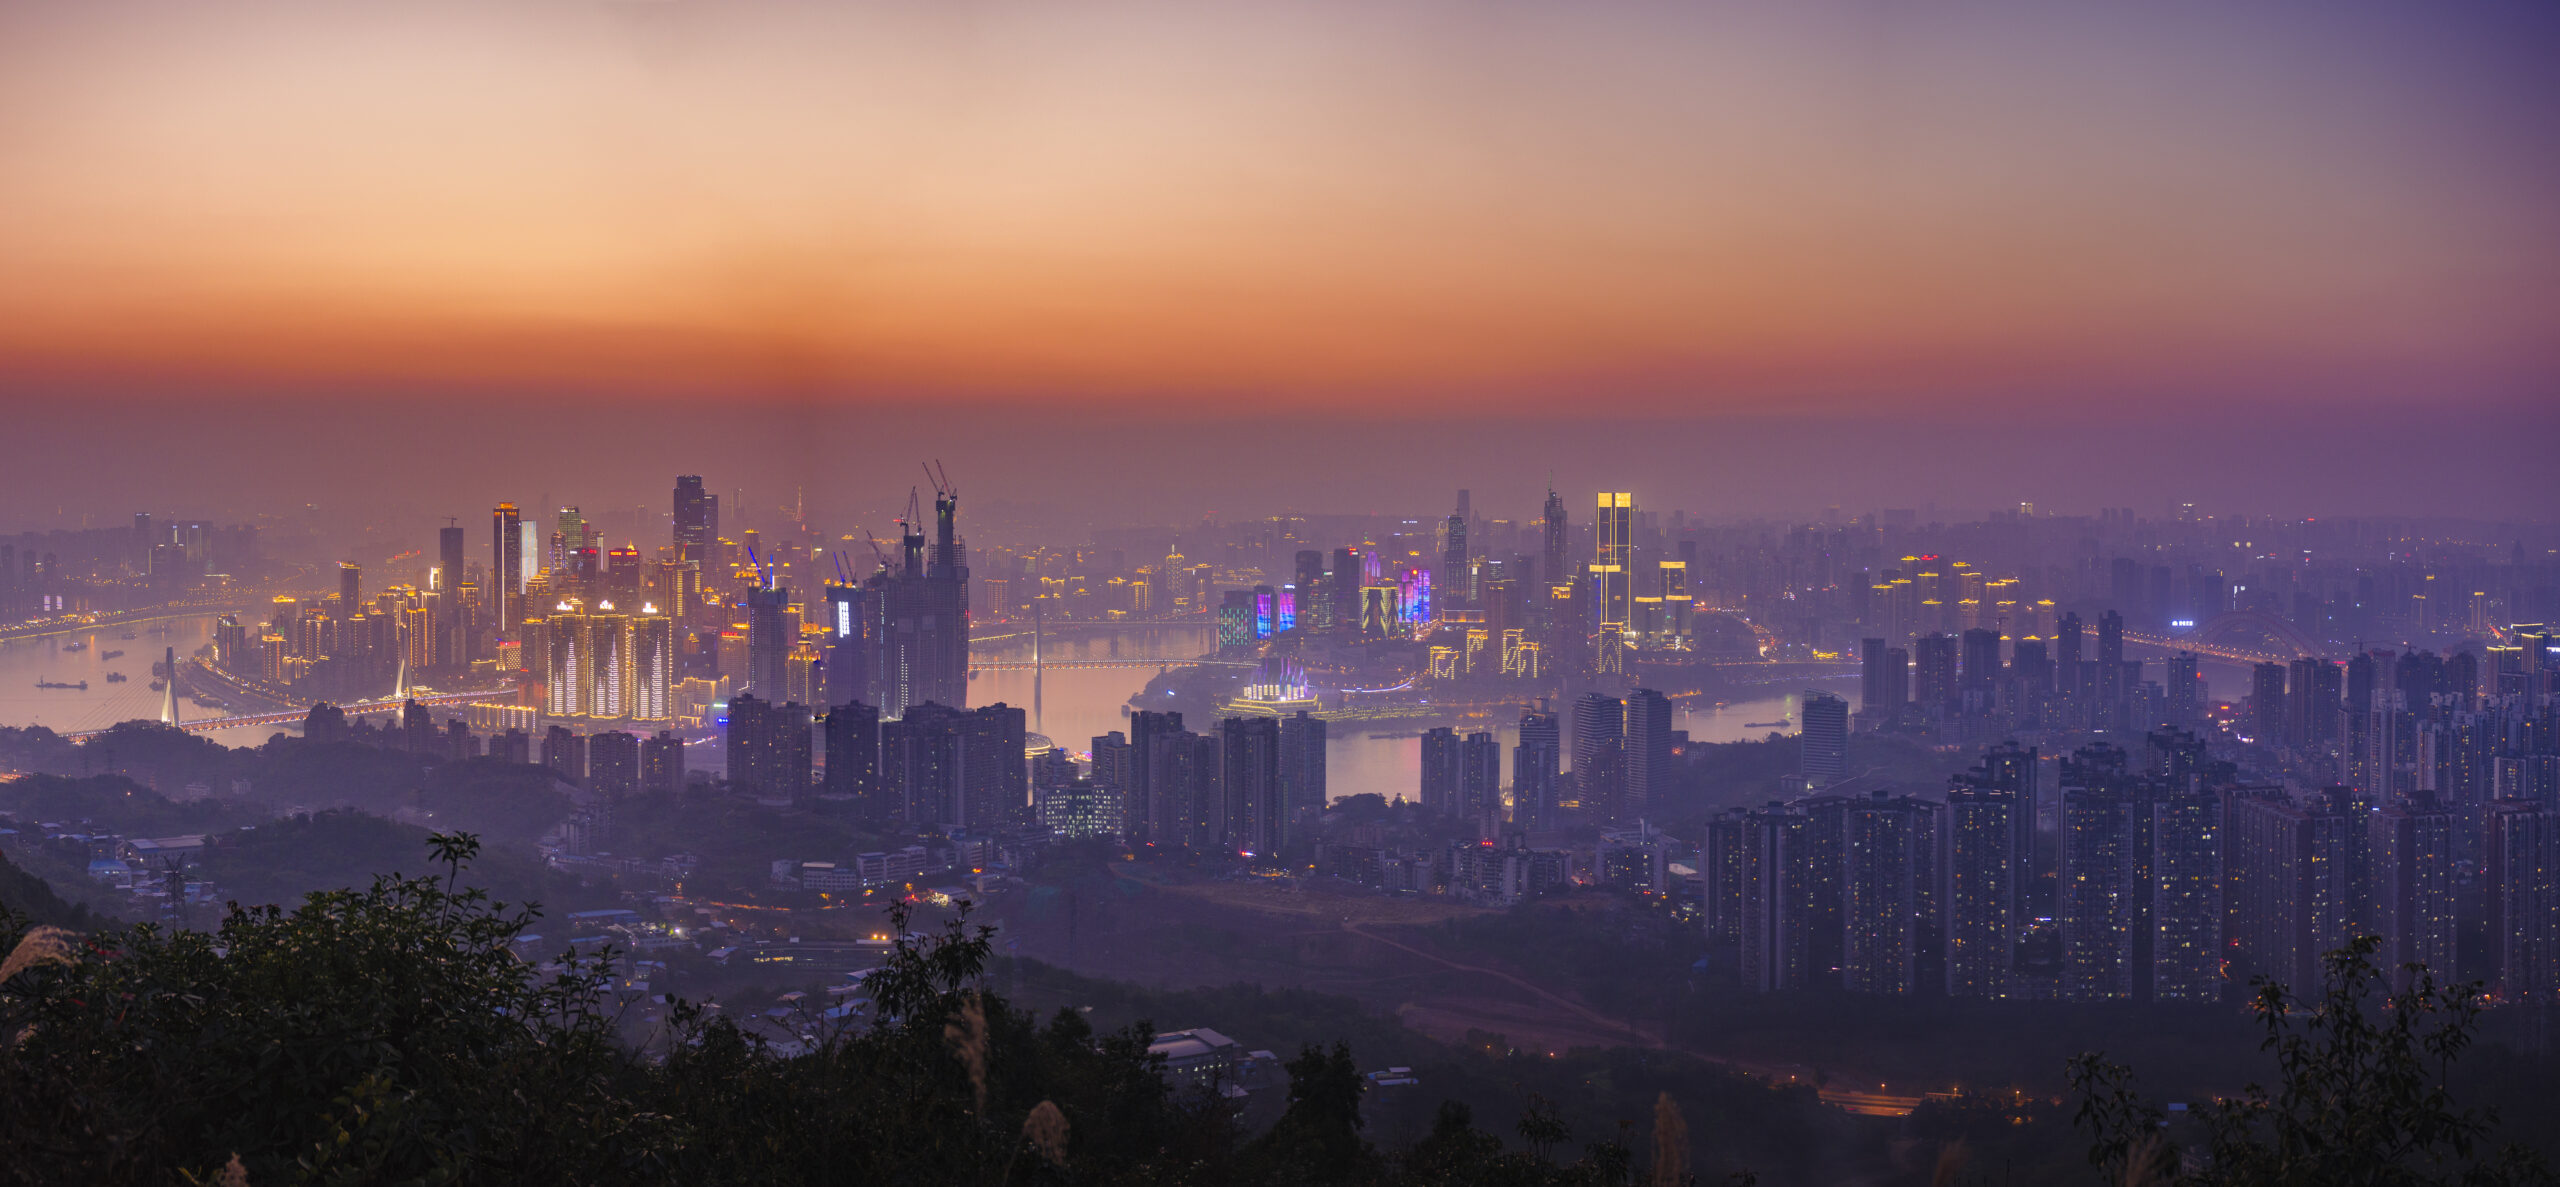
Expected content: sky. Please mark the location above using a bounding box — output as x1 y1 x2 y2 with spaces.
0 0 2554 524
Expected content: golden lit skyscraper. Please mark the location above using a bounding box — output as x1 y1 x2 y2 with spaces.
403 605 435 668
1593 492 1634 629
631 606 675 721
588 602 632 719
545 601 588 717
492 503 522 627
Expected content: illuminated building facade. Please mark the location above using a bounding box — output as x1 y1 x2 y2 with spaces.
631 607 674 721
1593 492 1634 630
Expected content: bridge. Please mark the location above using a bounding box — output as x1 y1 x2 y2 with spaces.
968 658 1253 673
970 620 1217 645
62 689 501 742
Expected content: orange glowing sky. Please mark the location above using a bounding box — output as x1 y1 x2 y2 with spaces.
1 1 2553 413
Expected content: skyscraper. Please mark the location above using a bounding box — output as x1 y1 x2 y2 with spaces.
1278 710 1327 852
1623 688 1673 820
1913 633 1958 716
436 524 465 603
745 584 791 699
1220 716 1282 854
2149 788 2222 1001
1513 706 1561 832
2166 652 2201 726
1860 638 1908 727
1127 709 1185 842
1460 731 1502 840
2484 800 2557 1005
1541 487 1566 591
1419 726 1461 815
338 562 361 611
1800 692 1848 787
587 603 631 719
1943 777 2016 997
1571 692 1624 821
2058 768 2135 1000
1439 504 1468 613
2252 662 2290 746
725 692 812 803
1842 791 1939 995
2369 799 2458 989
673 475 715 561
866 491 971 716
883 702 964 826
1959 628 2001 695
956 702 1027 830
492 503 522 629
1592 492 1634 630
822 700 880 801
630 606 674 721
544 601 588 718
822 583 868 707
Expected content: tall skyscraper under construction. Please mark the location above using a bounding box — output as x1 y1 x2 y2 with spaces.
865 481 971 717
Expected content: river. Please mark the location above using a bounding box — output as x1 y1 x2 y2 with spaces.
0 614 281 748
6 617 2002 801
967 623 1861 804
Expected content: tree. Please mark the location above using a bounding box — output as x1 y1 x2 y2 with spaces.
2071 936 2554 1187
1246 1041 1381 1185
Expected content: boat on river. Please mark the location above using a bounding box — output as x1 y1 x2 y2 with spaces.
101 649 125 660
36 678 87 690
104 672 129 683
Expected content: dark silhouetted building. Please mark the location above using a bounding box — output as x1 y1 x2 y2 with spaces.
1800 692 1847 787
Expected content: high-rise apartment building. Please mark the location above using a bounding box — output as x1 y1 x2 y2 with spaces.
2485 800 2557 1004
642 730 685 793
1571 692 1624 821
631 607 674 721
1800 692 1848 787
1842 791 1939 995
822 700 881 802
1220 716 1282 854
1460 731 1502 840
588 730 641 798
2149 788 2222 1001
1419 726 1461 816
1944 778 2016 997
1513 707 1561 832
587 604 631 719
1623 688 1674 820
725 692 812 803
1278 710 1327 851
545 602 588 718
2369 799 2459 989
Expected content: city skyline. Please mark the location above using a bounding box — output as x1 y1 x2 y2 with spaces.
3 6 2558 1180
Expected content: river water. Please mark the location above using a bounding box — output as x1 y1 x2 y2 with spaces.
967 623 1860 804
0 615 281 748
14 617 2260 803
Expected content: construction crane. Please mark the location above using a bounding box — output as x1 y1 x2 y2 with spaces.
858 529 895 574
923 459 956 500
